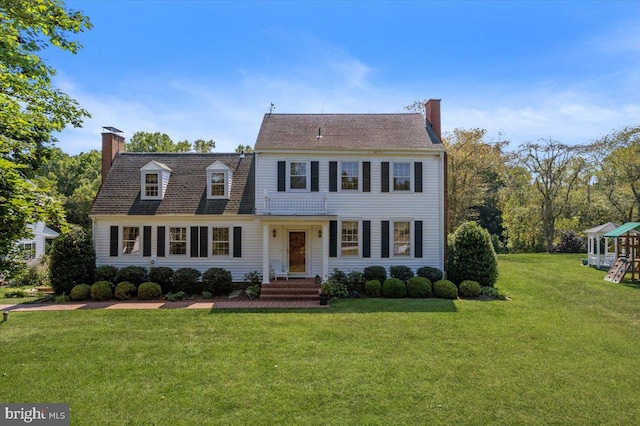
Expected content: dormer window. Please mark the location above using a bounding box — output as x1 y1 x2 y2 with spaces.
207 161 232 199
145 173 159 197
140 160 172 200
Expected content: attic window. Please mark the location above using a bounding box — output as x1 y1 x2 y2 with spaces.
140 160 171 200
206 161 232 200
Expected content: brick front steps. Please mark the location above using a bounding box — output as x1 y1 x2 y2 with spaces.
260 278 321 300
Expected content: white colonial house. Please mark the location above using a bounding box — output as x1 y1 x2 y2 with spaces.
91 100 447 284
17 222 59 263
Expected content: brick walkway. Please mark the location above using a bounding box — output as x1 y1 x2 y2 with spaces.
0 299 328 312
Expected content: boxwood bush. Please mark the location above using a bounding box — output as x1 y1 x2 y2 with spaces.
346 270 365 293
69 284 91 301
115 281 137 300
406 277 431 298
382 278 407 298
459 280 481 297
49 228 96 295
138 282 162 300
91 281 113 301
148 267 174 294
94 265 118 283
363 266 387 284
446 222 498 287
202 267 233 295
172 268 202 294
365 279 381 297
114 266 148 286
416 266 443 283
433 279 458 299
390 265 414 283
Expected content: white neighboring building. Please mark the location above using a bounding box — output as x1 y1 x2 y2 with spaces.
91 100 447 283
18 222 59 263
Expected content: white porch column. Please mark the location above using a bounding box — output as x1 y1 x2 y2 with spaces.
596 236 601 268
262 223 270 284
322 223 329 281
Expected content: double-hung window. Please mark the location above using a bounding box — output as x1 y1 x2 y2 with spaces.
289 162 307 190
212 227 230 255
341 221 359 256
393 163 411 191
341 162 359 190
393 221 410 256
19 242 36 260
169 227 187 255
210 172 225 197
122 227 140 255
144 173 159 197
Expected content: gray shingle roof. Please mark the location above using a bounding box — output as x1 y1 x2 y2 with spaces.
91 153 254 216
254 113 444 151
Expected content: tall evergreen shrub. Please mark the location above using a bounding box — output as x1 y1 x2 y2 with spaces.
49 228 95 295
446 222 498 287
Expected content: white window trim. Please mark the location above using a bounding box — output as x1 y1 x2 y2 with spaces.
340 161 361 192
211 226 232 257
287 160 310 192
392 220 412 258
391 162 412 192
143 172 160 199
340 219 360 257
207 162 232 200
168 226 188 256
121 226 141 256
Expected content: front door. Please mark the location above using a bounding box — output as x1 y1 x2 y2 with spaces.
289 231 306 274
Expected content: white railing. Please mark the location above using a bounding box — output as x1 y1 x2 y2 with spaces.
263 191 328 215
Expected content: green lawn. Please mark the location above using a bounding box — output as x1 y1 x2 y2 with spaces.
1 254 639 425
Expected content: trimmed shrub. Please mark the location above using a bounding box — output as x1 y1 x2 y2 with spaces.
202 267 233 295
555 230 585 253
115 281 137 300
50 228 96 295
172 268 202 294
406 277 431 298
459 280 481 297
346 270 365 293
138 282 162 300
480 286 507 300
91 281 113 301
417 266 443 283
446 222 498 287
148 267 174 294
94 265 118 283
433 280 458 299
321 279 349 298
114 266 148 286
382 278 407 298
165 291 187 302
329 269 348 287
365 280 381 297
390 265 414 283
69 284 91 301
363 266 387 284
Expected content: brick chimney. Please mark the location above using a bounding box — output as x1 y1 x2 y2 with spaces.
425 99 441 141
101 127 125 183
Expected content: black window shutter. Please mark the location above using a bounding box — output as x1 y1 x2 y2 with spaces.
157 226 166 257
381 220 390 258
190 226 199 257
277 161 286 192
233 226 242 258
415 221 423 258
200 227 208 257
415 162 423 193
329 161 337 192
311 161 319 192
381 162 390 193
363 220 371 258
143 226 152 257
363 162 371 192
329 220 337 258
109 226 119 257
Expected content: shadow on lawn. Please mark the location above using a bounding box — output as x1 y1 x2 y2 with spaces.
208 298 458 314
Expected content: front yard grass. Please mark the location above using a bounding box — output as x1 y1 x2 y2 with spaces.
1 253 639 425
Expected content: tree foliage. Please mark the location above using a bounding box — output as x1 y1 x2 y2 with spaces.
0 0 91 275
126 132 216 153
235 144 254 153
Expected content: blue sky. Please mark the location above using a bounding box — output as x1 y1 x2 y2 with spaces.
49 1 640 154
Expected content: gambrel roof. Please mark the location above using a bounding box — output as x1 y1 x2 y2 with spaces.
254 113 445 151
91 153 254 216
